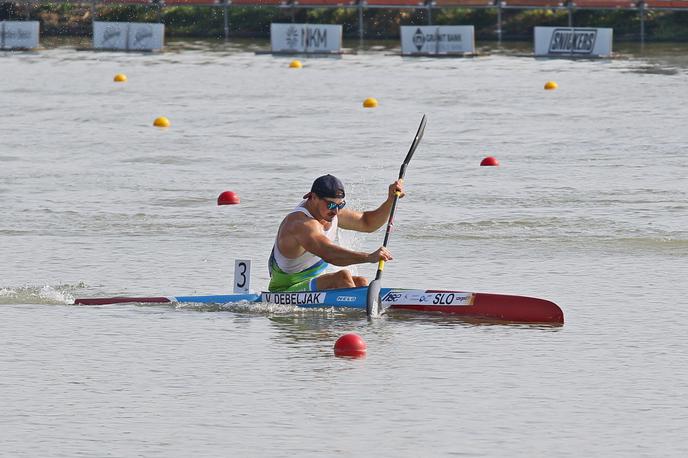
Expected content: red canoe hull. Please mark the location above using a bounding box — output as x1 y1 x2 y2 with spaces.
390 292 564 324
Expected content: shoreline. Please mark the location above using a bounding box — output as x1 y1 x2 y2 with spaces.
2 4 688 42
15 35 688 61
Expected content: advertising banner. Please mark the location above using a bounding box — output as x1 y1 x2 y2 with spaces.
534 27 613 57
1 21 40 50
93 22 164 51
271 23 342 53
127 23 165 51
400 26 475 55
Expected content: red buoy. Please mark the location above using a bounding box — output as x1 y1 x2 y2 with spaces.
217 191 240 205
334 333 367 358
480 156 499 166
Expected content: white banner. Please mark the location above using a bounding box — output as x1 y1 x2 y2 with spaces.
93 22 164 51
401 26 475 55
93 22 127 50
1 21 40 50
534 27 613 57
270 23 342 53
128 23 164 51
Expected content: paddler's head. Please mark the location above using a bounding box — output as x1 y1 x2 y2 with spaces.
303 174 346 221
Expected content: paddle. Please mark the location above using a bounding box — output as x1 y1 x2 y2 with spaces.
366 114 427 317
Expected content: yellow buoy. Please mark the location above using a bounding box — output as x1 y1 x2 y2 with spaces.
114 73 127 83
363 97 378 108
153 116 170 128
289 60 302 69
544 81 558 90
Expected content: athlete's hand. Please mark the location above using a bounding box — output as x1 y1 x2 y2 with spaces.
388 179 405 200
368 246 393 263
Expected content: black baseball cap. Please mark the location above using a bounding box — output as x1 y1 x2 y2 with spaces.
305 174 345 199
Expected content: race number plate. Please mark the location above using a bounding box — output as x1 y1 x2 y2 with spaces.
233 260 251 293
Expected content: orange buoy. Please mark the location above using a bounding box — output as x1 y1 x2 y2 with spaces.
114 73 127 83
217 191 240 205
289 60 302 69
480 156 499 166
363 98 378 108
153 117 170 128
544 81 558 90
334 333 367 358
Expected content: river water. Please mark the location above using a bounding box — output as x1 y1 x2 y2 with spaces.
1 38 687 457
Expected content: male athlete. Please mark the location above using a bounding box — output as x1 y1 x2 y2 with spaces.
268 174 404 292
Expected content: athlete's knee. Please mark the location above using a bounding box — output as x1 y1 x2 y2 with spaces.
335 269 355 287
336 269 353 280
353 276 368 287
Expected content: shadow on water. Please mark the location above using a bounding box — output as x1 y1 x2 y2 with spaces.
261 308 563 347
386 309 564 330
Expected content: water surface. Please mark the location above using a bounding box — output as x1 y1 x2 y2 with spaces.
1 38 687 457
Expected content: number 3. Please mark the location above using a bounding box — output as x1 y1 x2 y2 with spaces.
236 262 247 288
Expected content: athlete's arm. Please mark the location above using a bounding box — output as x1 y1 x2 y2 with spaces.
294 219 392 266
338 180 405 233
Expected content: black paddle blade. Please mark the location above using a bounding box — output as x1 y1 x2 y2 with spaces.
366 279 382 317
399 114 427 177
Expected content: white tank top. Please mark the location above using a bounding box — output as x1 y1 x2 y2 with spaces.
271 202 338 273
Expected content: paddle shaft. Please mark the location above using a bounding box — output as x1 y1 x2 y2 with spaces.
373 115 426 281
373 184 402 281
365 115 426 317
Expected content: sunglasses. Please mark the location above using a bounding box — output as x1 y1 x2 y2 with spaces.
323 199 346 211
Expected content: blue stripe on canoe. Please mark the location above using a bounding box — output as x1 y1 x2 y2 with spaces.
172 287 396 309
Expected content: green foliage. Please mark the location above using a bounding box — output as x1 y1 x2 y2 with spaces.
651 10 688 41
163 7 222 36
21 4 688 41
435 8 498 30
225 7 291 35
97 6 160 23
304 8 360 35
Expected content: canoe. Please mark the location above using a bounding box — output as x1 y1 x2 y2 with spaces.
74 286 564 324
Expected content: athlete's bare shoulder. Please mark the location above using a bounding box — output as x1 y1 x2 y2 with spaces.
280 211 319 236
